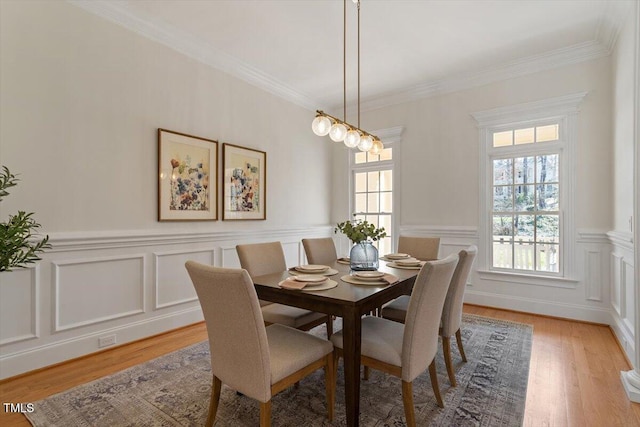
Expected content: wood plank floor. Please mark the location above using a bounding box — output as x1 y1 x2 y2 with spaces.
1 305 639 426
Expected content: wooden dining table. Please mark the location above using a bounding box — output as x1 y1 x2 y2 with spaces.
252 259 419 427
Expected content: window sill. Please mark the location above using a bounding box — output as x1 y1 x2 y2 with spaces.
477 269 579 289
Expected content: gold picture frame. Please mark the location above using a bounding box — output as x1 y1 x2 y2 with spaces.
222 143 266 220
158 129 218 221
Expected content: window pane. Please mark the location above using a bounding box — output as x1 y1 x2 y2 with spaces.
514 242 534 270
367 152 380 162
493 186 513 211
493 159 512 185
367 171 379 191
367 193 379 212
493 130 513 147
493 215 513 236
536 124 559 142
536 243 559 272
379 148 392 161
536 215 559 241
354 214 366 223
379 215 391 232
537 184 559 210
365 215 378 227
355 152 367 164
537 154 559 183
378 236 392 255
515 215 534 241
514 185 535 212
380 170 392 191
380 192 392 212
493 240 512 268
514 127 534 145
355 172 367 192
514 156 535 184
355 193 366 213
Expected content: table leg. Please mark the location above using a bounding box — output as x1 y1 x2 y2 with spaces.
342 308 362 427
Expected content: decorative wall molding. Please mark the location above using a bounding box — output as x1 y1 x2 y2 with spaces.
153 249 215 309
398 225 478 240
608 230 634 251
53 255 146 332
577 229 611 244
612 252 624 316
585 249 603 301
0 267 40 346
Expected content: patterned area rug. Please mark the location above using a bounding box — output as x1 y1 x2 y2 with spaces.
26 314 532 426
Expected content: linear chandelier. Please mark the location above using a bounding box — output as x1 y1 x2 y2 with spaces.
311 0 384 155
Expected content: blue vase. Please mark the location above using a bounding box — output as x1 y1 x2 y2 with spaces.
350 241 379 271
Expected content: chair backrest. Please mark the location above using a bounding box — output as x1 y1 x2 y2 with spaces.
302 238 338 265
397 236 440 261
185 261 271 402
236 241 287 277
441 245 477 337
401 253 458 382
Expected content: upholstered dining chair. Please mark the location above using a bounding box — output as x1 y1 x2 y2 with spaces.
302 237 338 266
397 236 440 261
185 261 335 427
330 254 459 426
381 245 477 387
236 241 333 337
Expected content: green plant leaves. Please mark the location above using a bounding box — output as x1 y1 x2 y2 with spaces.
334 218 386 244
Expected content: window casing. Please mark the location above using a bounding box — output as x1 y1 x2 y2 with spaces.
473 93 585 283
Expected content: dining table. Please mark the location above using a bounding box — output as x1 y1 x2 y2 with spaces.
251 259 420 427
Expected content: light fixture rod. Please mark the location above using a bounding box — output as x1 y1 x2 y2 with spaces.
357 0 360 128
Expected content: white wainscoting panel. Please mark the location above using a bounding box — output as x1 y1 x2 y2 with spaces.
585 249 603 301
154 249 214 309
53 255 145 332
0 267 39 345
611 253 624 316
623 259 635 333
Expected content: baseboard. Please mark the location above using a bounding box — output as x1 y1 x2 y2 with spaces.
0 308 203 380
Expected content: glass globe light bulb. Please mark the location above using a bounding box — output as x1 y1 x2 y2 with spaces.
369 139 384 155
357 135 373 151
329 123 347 142
311 115 332 136
344 129 361 148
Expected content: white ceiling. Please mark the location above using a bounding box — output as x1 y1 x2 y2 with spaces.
72 0 632 113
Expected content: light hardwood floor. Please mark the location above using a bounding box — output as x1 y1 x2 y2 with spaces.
1 305 639 426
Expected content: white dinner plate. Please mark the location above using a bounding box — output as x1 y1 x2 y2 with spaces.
295 264 330 273
293 275 329 283
395 257 421 266
385 253 410 260
355 271 385 278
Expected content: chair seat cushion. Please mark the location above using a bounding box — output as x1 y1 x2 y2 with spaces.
267 324 333 384
381 295 409 323
261 303 326 328
330 316 404 367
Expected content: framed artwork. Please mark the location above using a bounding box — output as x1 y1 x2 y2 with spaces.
222 143 266 220
158 129 218 221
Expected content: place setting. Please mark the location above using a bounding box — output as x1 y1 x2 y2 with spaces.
279 273 338 291
341 270 399 286
288 264 339 276
381 253 426 270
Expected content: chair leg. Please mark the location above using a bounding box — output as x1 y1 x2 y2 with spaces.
324 354 335 422
442 336 456 387
401 380 416 427
455 329 467 362
259 400 271 427
326 315 333 338
428 360 444 408
207 376 222 427
363 366 370 380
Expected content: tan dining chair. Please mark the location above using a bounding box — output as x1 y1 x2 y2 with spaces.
185 261 335 427
397 236 440 261
330 254 459 426
302 237 338 266
236 241 333 337
381 245 477 387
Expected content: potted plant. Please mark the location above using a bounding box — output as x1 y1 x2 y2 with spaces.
0 166 51 272
335 218 386 271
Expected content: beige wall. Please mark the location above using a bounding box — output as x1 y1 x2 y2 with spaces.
0 0 332 233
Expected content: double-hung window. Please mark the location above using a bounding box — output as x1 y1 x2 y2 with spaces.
473 93 585 280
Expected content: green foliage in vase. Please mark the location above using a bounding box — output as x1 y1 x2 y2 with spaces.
0 166 51 272
335 218 386 244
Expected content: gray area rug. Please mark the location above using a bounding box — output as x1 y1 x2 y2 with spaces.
26 314 532 426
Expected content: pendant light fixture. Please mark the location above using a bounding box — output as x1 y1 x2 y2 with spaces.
311 0 383 154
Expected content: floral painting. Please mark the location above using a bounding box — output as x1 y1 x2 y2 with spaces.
158 129 217 221
223 144 266 220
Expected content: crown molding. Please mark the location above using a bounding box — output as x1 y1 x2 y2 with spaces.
69 1 623 115
67 0 318 111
